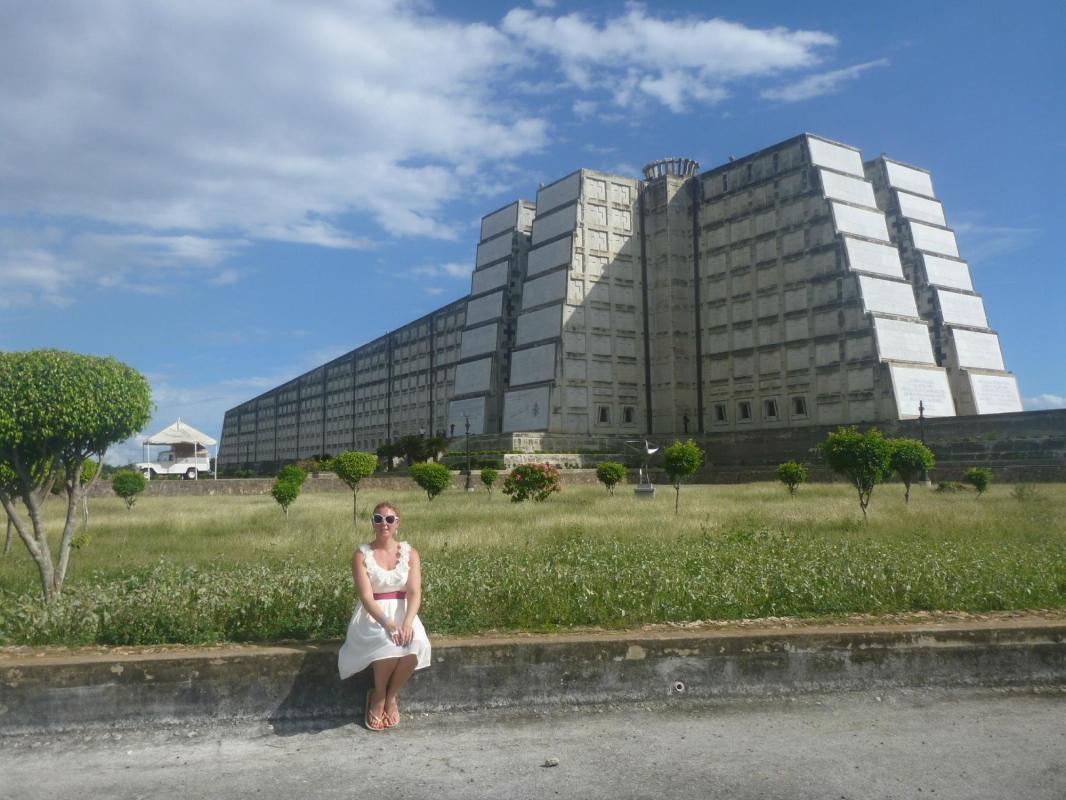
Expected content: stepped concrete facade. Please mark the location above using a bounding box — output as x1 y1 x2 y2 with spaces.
219 134 1022 473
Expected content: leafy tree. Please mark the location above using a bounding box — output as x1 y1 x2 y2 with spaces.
663 440 704 513
480 468 498 494
889 438 935 504
0 350 151 602
965 467 993 496
332 451 378 522
276 464 307 488
503 463 562 502
595 461 628 495
79 458 98 529
410 462 451 501
376 442 399 471
271 477 300 518
776 461 808 496
819 427 892 521
111 469 147 511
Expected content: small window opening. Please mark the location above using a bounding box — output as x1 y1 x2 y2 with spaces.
597 405 611 424
622 406 636 424
763 399 779 420
791 396 808 417
714 403 728 423
738 401 752 421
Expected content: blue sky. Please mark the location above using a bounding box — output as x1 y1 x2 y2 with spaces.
1 1 1063 463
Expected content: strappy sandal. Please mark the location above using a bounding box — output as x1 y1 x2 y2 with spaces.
365 688 387 732
384 705 400 729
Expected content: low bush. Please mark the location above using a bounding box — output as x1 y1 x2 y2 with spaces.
595 461 627 495
776 461 808 496
966 467 993 496
936 481 967 493
410 462 451 501
503 463 562 502
111 470 147 510
480 468 498 494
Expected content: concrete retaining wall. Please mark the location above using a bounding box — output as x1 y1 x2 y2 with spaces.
2 619 1063 734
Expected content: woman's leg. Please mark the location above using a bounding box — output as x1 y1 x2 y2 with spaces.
383 654 418 723
370 658 400 720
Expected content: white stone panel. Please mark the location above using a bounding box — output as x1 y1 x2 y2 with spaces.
951 330 1005 371
453 357 493 395
807 137 864 177
610 207 632 231
480 202 519 241
475 234 512 268
465 291 503 326
503 385 551 432
532 203 579 245
587 229 608 251
909 221 959 257
922 254 973 291
522 270 567 309
896 191 945 226
936 289 988 329
510 343 556 386
885 161 935 198
585 177 607 201
858 276 919 317
537 172 581 213
470 262 507 296
527 236 572 278
873 317 935 364
819 170 877 209
459 323 498 360
969 373 1023 414
565 386 588 408
518 203 536 232
516 304 563 345
611 183 632 204
447 397 486 435
888 365 955 417
831 203 890 242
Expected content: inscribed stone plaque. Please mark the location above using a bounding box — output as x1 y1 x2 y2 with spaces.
921 254 973 291
858 275 919 317
459 322 498 360
532 203 579 245
969 373 1023 414
820 170 877 209
510 343 557 386
516 304 563 345
537 171 581 214
951 329 1005 371
888 365 955 417
909 221 959 257
873 317 935 364
807 137 864 177
935 289 988 329
470 262 507 296
527 236 572 278
896 191 945 226
885 160 935 198
480 202 519 241
503 385 551 432
453 357 493 395
522 270 567 309
465 291 503 326
447 397 486 435
831 203 890 242
475 234 512 268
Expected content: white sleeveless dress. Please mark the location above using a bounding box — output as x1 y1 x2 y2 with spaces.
337 541 432 679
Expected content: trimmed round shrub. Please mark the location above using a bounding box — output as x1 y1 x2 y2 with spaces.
111 469 147 510
410 462 452 501
595 461 627 495
776 461 808 496
503 463 562 502
480 468 499 493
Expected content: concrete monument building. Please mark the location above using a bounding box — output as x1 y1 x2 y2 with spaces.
218 134 1022 473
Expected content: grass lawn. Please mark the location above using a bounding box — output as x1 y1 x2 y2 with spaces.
2 481 1064 646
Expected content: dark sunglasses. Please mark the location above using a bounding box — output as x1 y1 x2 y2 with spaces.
372 513 398 525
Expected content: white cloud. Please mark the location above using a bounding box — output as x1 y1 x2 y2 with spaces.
761 59 889 102
1025 393 1066 410
951 216 1041 264
502 6 838 111
411 262 472 280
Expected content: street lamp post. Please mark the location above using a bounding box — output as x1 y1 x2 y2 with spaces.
918 400 930 485
464 414 473 491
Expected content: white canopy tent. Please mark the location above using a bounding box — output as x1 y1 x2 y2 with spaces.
142 419 219 480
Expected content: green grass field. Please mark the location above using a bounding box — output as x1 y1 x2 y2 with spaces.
2 481 1064 646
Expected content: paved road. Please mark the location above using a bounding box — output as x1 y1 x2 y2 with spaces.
4 688 1064 800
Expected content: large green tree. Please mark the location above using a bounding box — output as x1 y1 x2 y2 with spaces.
0 350 152 601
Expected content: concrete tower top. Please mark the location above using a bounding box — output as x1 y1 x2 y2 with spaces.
642 157 700 180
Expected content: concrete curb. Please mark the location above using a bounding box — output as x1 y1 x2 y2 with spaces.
2 618 1065 735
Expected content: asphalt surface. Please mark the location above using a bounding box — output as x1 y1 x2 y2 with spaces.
3 687 1064 800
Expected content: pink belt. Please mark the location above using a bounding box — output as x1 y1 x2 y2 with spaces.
374 591 406 600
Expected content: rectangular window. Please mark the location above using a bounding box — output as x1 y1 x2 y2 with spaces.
763 398 779 420
791 396 808 418
713 403 728 423
722 174 728 192
597 405 611 424
738 401 752 422
622 406 635 424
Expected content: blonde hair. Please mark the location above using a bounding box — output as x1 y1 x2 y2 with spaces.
372 500 399 516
